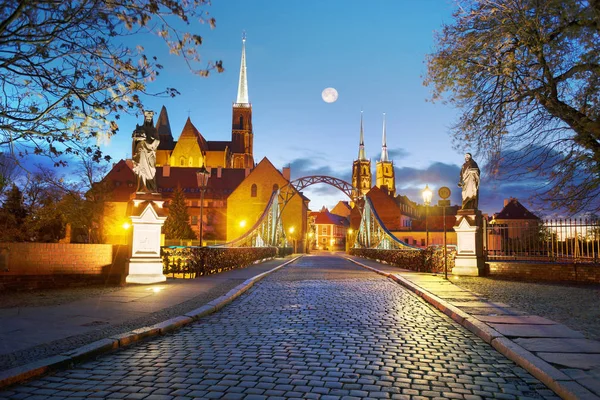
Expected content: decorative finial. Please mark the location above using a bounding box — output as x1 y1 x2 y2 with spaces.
242 30 246 42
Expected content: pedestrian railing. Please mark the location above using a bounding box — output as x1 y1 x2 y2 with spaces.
485 218 600 263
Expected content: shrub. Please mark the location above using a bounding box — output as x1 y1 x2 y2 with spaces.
349 247 455 273
161 246 277 278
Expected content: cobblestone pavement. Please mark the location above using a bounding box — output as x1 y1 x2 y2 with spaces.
450 276 600 342
0 255 560 399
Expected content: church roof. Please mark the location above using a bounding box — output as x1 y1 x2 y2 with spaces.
494 198 539 220
155 106 174 150
178 117 207 151
206 141 231 151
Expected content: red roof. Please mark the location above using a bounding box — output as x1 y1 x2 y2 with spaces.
494 198 539 220
310 208 349 226
101 160 246 201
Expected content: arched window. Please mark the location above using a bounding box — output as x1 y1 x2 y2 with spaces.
272 184 279 192
239 115 244 128
180 157 185 166
251 184 257 197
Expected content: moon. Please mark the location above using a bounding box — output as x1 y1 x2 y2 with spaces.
321 87 338 103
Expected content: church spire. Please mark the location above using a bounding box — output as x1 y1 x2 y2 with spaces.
380 112 389 162
236 32 249 104
358 110 367 161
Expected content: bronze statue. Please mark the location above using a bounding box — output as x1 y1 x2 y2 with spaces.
458 153 480 210
132 110 160 193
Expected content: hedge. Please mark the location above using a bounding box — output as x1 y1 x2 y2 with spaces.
349 247 455 273
161 246 278 278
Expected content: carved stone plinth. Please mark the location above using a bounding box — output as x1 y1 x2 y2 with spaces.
125 193 167 284
452 209 485 276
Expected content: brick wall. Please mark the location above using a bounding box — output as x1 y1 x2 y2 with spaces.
487 262 600 283
0 243 128 290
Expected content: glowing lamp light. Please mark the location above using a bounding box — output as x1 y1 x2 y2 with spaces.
122 222 131 230
348 229 353 235
308 232 314 238
422 184 433 205
289 226 295 234
239 220 247 228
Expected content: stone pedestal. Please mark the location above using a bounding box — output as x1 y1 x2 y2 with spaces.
452 209 485 276
125 193 167 284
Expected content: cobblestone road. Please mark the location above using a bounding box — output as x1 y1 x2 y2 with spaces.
1 255 560 399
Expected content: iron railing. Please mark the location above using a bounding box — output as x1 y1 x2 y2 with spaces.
485 218 600 263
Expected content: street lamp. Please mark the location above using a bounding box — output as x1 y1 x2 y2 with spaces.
289 226 296 253
196 166 210 246
422 184 433 247
346 228 354 252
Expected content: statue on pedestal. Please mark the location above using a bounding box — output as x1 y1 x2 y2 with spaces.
132 110 160 193
458 153 480 210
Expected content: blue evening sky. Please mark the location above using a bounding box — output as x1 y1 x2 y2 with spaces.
101 0 530 216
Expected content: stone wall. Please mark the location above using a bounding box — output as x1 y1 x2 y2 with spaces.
0 243 128 290
487 261 600 283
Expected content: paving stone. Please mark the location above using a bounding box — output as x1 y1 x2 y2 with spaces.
488 323 585 338
514 338 600 353
4 256 555 399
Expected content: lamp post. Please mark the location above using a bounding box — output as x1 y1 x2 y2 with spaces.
422 184 432 247
196 166 210 246
289 226 296 253
346 228 354 252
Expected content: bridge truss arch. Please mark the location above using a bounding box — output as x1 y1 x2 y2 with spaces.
279 175 356 206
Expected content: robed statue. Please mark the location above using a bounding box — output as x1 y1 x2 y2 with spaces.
458 152 480 210
132 110 160 193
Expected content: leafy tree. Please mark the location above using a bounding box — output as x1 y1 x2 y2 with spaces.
0 1 223 165
0 184 28 241
425 0 600 213
163 186 196 240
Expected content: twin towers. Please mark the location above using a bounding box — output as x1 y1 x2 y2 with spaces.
351 111 396 199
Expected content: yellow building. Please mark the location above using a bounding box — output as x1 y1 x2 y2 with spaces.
226 158 309 249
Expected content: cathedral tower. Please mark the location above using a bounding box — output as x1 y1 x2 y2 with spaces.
376 113 396 196
231 34 254 169
351 111 372 199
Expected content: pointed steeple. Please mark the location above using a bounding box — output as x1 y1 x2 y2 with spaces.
236 33 249 104
380 113 389 162
155 105 174 150
358 110 367 161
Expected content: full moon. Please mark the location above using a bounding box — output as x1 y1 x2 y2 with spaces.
322 87 338 103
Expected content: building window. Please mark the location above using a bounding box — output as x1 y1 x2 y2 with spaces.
322 226 327 235
189 157 193 167
191 216 198 225
251 184 257 197
180 157 185 166
421 239 425 246
239 115 244 128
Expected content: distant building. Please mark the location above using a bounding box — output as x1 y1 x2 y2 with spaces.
488 198 541 254
310 207 349 251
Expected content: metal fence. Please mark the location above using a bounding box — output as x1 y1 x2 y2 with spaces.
484 218 600 263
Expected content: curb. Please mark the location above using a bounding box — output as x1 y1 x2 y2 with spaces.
347 257 597 400
0 255 302 390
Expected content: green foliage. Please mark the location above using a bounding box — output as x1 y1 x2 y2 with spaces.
0 1 223 165
163 186 196 240
425 0 600 213
0 184 28 241
350 247 455 273
161 247 277 277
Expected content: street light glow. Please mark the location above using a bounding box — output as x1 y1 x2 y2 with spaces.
422 184 433 205
239 220 247 228
289 226 295 234
122 222 131 230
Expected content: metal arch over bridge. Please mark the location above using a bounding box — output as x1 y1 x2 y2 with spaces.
279 175 356 206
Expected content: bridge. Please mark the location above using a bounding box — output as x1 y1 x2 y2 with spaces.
216 175 417 251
